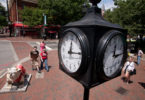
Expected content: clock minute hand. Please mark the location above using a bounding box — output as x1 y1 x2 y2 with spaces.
68 41 73 54
113 45 116 56
68 41 81 55
70 41 72 52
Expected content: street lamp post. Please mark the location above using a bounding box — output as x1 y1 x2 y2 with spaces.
6 0 12 37
6 0 10 22
16 0 18 22
41 13 47 40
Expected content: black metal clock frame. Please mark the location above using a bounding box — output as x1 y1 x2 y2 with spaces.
58 0 127 98
58 0 127 100
96 30 127 80
58 28 90 76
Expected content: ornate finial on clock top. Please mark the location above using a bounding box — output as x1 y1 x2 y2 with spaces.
89 0 101 6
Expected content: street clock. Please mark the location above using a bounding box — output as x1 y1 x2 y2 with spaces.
59 28 90 76
58 0 127 88
96 30 126 80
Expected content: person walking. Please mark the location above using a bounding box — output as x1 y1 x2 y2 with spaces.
121 56 136 84
137 48 144 65
40 41 45 52
30 46 41 73
40 48 49 72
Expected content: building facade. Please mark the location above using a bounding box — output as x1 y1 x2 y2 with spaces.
8 0 37 23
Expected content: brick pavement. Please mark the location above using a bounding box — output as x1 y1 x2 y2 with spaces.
90 61 145 100
11 42 32 59
0 50 84 100
0 34 58 42
0 36 145 100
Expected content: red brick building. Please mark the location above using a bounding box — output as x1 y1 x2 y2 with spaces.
8 0 37 23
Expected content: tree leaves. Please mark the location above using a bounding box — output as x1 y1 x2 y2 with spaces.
21 0 86 26
105 0 145 36
20 7 45 27
0 3 7 27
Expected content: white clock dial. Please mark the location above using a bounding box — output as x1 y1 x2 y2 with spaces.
103 35 124 77
60 32 82 73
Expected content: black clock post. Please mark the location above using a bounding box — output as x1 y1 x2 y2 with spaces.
58 0 127 100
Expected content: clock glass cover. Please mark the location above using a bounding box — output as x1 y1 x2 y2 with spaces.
103 35 124 77
60 32 82 73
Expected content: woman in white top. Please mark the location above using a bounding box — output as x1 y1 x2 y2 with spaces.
137 48 144 65
121 56 135 84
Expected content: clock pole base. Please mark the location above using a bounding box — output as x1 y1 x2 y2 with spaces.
83 86 90 100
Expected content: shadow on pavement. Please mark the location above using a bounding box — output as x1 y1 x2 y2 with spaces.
138 82 145 89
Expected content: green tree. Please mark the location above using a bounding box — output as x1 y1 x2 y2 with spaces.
0 3 7 28
38 0 86 25
20 7 46 27
105 0 145 36
21 0 86 26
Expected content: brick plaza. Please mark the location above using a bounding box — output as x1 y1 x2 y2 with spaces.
0 35 145 100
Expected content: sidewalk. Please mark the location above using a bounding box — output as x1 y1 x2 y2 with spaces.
0 36 145 100
0 50 145 100
0 34 58 77
0 49 84 100
0 33 58 42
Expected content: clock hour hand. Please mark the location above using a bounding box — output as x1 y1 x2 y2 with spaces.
68 41 81 55
68 51 81 55
66 56 80 59
113 53 123 58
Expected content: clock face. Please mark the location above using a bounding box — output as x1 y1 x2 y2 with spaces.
103 35 124 77
60 32 82 73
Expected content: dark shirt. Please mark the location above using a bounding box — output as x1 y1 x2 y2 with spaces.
30 50 39 60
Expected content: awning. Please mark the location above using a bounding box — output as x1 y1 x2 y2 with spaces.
13 23 29 28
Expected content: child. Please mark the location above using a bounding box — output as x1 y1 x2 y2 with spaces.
121 56 135 84
40 41 45 52
30 46 41 73
40 48 49 72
